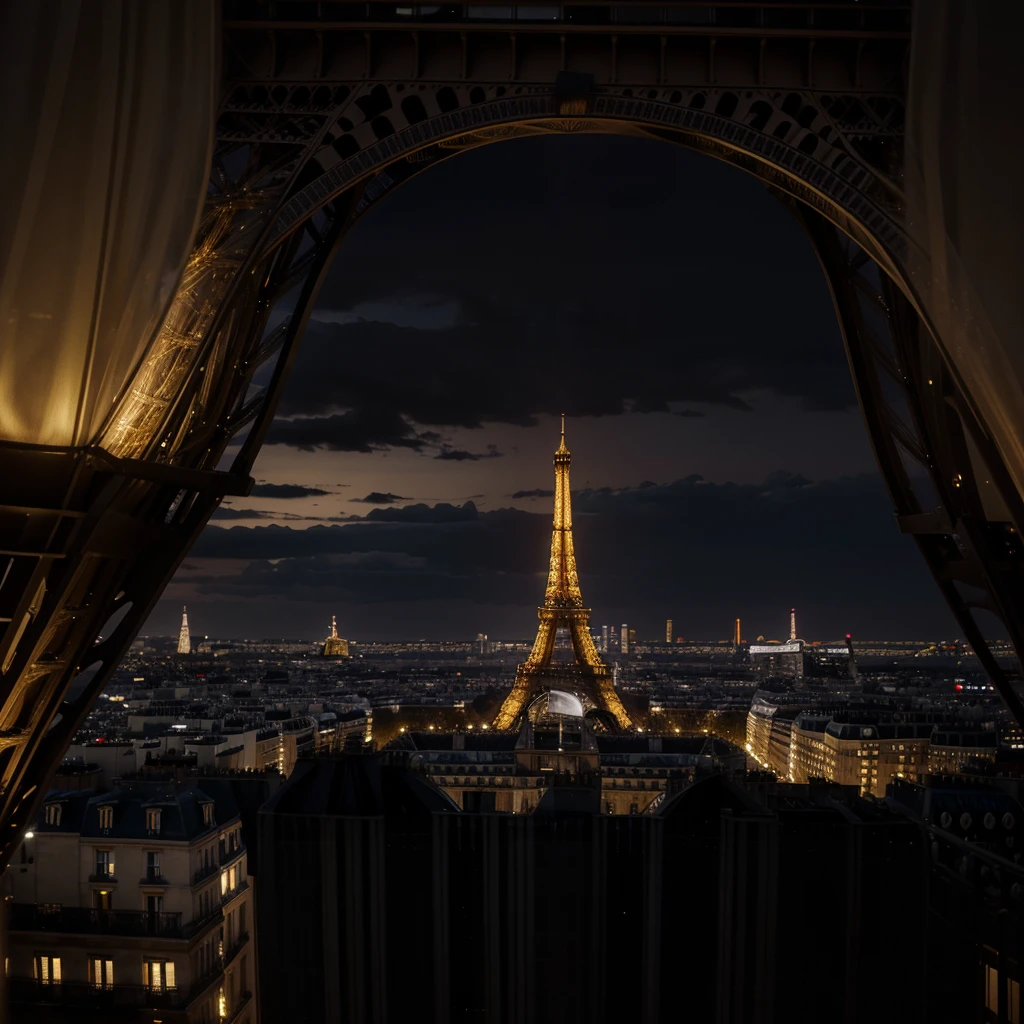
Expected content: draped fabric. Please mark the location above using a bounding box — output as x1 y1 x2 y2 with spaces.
905 3 1024 509
0 0 217 448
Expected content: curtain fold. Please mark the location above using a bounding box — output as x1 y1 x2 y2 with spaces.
905 3 1024 504
0 0 218 448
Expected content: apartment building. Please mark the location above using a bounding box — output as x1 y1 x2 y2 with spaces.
3 780 254 1023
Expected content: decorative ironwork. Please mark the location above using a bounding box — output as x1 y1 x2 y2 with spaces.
10 1 1024 875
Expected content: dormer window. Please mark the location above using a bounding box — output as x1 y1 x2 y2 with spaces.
44 803 61 827
98 805 113 831
146 808 162 835
202 803 214 827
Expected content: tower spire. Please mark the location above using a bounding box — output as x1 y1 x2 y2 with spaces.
492 421 631 731
177 606 191 655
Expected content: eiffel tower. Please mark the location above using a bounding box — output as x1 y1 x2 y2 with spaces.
492 418 631 732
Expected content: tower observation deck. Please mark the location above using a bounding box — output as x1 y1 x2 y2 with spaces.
492 419 630 731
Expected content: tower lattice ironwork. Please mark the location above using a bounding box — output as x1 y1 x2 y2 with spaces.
7 1 1024 872
493 418 630 731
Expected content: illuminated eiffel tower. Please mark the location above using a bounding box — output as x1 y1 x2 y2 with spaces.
492 418 631 732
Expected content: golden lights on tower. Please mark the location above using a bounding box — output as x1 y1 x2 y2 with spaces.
492 417 631 730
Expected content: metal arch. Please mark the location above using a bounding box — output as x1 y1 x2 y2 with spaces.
0 135 479 870
20 1 1024 875
798 206 1024 725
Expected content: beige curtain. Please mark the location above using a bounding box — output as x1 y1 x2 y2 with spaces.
0 0 217 448
905 3 1024 509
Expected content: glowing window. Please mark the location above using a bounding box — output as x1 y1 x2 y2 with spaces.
89 957 113 989
144 959 176 992
34 955 61 985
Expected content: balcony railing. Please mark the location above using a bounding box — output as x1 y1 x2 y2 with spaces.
225 991 253 1024
221 878 249 905
219 840 246 867
8 903 223 940
87 871 117 883
224 931 250 968
193 861 219 885
9 978 188 1009
140 872 170 886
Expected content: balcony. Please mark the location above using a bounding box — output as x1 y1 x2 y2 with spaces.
87 872 117 884
224 931 250 968
221 878 249 906
8 903 222 940
9 978 188 1010
224 991 253 1024
193 861 219 886
219 840 246 867
140 872 170 886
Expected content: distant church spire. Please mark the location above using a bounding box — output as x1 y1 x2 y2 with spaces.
177 606 191 655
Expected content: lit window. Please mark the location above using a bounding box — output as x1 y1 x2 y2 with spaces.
1010 978 1021 1024
98 805 113 831
146 808 162 835
43 803 61 827
95 849 114 878
89 957 114 989
987 965 1000 1013
144 959 176 992
34 955 61 985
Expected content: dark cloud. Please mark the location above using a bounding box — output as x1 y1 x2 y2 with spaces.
186 474 954 638
364 501 479 524
211 508 310 521
434 445 502 462
265 408 426 453
350 492 409 504
510 488 554 500
250 483 331 499
263 136 853 454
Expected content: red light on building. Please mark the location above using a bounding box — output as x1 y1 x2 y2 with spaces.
955 683 963 691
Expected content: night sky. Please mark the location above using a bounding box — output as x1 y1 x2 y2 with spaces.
148 134 957 642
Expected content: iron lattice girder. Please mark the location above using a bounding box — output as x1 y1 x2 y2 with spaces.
801 209 1024 725
9 0 1024 874
0 442 253 867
